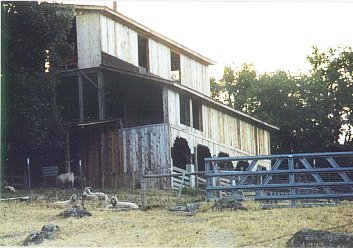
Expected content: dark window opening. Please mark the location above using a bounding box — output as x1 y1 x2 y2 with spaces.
197 145 211 172
171 137 191 170
192 99 203 131
104 73 164 127
138 35 149 69
170 51 180 82
235 160 249 171
218 152 232 171
180 94 190 126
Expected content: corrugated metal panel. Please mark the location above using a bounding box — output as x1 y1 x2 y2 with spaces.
77 13 101 69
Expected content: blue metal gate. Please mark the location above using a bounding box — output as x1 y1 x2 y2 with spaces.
205 152 353 206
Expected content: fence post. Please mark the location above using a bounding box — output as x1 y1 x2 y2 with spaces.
205 160 211 200
186 164 195 189
26 158 31 203
141 161 147 210
288 156 296 206
79 160 84 209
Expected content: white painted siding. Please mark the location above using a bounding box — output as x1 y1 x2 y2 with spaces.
76 13 101 69
115 21 139 66
149 39 171 79
180 54 210 96
167 90 271 157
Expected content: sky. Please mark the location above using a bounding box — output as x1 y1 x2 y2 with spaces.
68 0 353 78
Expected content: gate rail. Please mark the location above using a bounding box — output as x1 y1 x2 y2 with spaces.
205 151 353 206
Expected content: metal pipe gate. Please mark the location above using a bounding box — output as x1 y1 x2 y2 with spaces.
205 151 353 206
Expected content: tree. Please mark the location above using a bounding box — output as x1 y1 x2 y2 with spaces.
1 2 75 168
307 46 353 147
211 47 353 153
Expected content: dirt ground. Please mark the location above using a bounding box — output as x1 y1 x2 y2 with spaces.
1 189 353 247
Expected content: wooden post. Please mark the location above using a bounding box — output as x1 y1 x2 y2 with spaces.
97 70 105 120
162 87 169 124
100 133 105 189
79 160 85 209
194 146 199 190
141 161 147 210
26 158 31 203
78 73 84 122
186 164 195 189
65 130 71 173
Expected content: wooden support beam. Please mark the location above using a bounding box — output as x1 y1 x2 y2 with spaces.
80 71 98 88
97 70 105 120
65 130 71 173
78 73 84 122
162 86 169 123
100 133 105 189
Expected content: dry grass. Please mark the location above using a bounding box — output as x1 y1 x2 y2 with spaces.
1 189 353 247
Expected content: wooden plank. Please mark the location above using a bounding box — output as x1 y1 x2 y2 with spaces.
78 74 84 122
77 13 101 68
106 17 116 56
100 14 108 54
115 21 139 66
97 70 105 120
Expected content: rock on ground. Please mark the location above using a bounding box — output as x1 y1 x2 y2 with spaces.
23 224 59 246
58 207 92 218
286 228 353 247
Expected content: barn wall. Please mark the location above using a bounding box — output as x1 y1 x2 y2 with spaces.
119 124 171 189
149 39 171 79
180 54 210 96
78 128 120 189
77 124 171 189
166 88 271 161
76 13 101 69
76 13 211 97
170 125 271 169
100 15 139 66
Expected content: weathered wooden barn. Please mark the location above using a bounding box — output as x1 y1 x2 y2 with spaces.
59 5 278 189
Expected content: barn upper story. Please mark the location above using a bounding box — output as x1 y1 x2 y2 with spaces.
59 4 278 159
73 5 214 96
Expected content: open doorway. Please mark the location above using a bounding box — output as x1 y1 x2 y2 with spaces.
197 145 211 172
171 137 191 170
218 152 233 171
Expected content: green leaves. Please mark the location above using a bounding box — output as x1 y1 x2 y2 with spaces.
211 46 353 153
2 1 75 159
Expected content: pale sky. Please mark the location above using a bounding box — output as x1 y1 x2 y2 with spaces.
69 0 353 78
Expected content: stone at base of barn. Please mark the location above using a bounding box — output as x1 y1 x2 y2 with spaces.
23 224 59 246
58 207 92 218
286 228 353 247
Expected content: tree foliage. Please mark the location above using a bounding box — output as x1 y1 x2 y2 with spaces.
1 1 75 163
211 47 353 153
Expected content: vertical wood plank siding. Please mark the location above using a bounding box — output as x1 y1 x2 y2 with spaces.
76 13 101 69
166 89 271 162
120 124 171 189
180 54 210 96
115 22 139 66
77 13 211 96
78 124 171 189
149 39 171 79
